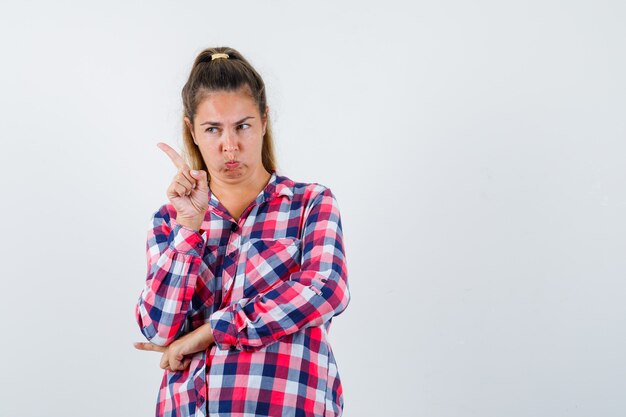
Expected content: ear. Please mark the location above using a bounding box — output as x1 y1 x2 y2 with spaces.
184 116 197 145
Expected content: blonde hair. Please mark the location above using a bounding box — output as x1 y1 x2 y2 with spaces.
180 46 277 181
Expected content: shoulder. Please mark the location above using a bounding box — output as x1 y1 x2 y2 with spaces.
275 173 335 203
275 174 342 221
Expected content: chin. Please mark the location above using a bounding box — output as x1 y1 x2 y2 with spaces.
222 168 245 178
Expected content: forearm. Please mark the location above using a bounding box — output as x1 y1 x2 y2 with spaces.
193 322 215 351
210 266 349 352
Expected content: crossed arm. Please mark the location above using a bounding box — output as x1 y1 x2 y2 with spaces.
133 321 214 371
133 187 350 368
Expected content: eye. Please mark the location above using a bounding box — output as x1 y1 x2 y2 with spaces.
238 123 251 130
205 127 218 133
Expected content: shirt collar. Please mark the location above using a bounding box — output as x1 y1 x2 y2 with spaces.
208 170 294 214
261 170 295 202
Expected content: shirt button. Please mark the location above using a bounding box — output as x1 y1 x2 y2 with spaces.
231 223 238 232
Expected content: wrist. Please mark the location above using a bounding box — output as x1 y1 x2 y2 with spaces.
176 217 203 231
198 322 215 348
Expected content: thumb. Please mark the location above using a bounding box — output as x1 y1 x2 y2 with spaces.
191 170 208 190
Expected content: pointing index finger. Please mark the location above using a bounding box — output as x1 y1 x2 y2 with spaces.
133 342 167 353
157 142 187 170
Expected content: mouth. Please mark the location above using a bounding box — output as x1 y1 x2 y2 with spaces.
225 161 241 169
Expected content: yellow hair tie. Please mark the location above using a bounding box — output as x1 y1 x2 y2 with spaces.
211 53 229 60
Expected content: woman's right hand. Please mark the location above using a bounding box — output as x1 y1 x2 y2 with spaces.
157 142 208 230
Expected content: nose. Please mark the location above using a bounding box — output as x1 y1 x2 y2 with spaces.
222 131 239 160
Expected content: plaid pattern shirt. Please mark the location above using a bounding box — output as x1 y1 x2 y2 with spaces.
135 171 351 417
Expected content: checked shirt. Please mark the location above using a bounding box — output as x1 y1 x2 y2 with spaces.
135 171 351 417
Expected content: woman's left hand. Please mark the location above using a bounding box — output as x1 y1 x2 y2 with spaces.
134 322 215 371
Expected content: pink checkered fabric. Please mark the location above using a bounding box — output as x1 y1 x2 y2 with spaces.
135 171 350 417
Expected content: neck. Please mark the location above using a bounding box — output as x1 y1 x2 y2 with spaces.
209 168 272 200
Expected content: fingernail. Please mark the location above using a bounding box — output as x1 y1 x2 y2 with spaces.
191 170 198 175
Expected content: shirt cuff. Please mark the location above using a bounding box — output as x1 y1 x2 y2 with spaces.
209 308 240 351
168 223 206 257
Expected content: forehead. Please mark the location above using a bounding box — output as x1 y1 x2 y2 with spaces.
195 89 259 120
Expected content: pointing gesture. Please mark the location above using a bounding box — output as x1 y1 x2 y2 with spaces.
133 322 215 372
157 142 208 230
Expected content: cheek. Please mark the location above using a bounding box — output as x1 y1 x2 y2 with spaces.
199 140 219 151
197 143 219 161
239 131 264 152
250 130 265 148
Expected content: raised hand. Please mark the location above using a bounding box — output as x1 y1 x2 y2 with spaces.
157 142 208 230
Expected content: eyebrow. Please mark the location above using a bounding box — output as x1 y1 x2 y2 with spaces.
200 116 255 126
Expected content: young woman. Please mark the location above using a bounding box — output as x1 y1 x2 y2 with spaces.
133 46 351 417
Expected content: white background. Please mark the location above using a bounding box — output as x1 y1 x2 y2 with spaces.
1 1 625 416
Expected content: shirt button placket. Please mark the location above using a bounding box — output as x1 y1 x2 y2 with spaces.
228 222 242 255
223 222 242 299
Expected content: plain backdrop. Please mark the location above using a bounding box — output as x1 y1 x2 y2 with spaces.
0 1 625 416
